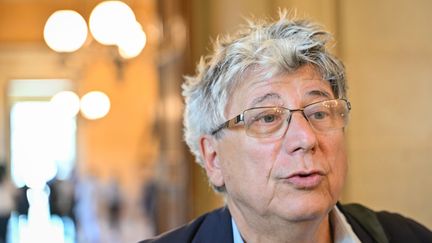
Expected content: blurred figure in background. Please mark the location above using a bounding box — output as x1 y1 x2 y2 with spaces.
0 164 16 243
140 178 158 235
14 185 29 218
48 176 76 223
103 176 123 243
74 172 101 243
106 178 122 230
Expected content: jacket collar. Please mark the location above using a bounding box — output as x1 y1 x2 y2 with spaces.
193 207 234 243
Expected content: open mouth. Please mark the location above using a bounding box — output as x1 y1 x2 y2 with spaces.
282 171 324 189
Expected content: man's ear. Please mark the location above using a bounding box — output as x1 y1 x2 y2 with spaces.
199 135 224 188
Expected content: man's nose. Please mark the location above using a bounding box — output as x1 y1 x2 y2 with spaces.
283 111 317 153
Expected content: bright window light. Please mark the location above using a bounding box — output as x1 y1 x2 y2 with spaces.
10 101 77 187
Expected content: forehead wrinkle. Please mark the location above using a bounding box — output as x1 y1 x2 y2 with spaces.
250 93 281 107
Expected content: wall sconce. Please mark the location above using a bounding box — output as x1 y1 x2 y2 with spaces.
43 0 147 79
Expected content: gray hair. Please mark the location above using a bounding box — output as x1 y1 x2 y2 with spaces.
182 11 347 190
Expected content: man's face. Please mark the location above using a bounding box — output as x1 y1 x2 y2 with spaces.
203 65 347 223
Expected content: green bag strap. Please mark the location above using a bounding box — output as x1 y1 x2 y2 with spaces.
342 203 389 243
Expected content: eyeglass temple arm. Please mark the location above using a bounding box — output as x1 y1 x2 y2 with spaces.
211 114 244 135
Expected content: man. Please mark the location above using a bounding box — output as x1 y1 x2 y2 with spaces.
141 11 432 243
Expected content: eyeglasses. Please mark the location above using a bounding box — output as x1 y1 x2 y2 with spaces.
211 99 351 138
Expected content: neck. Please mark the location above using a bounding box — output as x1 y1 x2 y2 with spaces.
228 201 332 243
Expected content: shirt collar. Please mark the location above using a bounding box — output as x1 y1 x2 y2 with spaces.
231 205 361 243
231 217 244 243
330 205 362 243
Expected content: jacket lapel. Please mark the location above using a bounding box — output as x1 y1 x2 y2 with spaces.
193 207 234 243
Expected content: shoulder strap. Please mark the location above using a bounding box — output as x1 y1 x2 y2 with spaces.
342 203 389 243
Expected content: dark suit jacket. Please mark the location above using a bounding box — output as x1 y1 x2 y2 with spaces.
140 204 432 243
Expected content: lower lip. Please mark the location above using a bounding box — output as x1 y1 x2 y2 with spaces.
283 173 323 189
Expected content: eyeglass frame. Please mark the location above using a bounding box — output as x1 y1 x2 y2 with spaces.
211 98 351 137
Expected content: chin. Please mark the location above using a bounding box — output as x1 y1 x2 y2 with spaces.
288 207 329 222
276 196 335 222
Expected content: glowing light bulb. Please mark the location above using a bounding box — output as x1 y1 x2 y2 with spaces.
89 1 136 45
43 10 88 52
50 91 81 118
80 91 111 120
118 21 147 59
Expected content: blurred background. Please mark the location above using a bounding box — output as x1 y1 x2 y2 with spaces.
0 0 432 242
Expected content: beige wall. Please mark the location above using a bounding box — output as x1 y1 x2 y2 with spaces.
341 0 432 228
189 0 432 228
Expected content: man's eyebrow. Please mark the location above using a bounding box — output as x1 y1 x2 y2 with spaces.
306 90 332 99
250 93 281 107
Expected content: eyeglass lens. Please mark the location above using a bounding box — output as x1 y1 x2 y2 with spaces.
243 99 349 138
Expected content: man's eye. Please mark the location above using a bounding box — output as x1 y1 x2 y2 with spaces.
247 108 285 126
261 114 276 123
310 111 328 120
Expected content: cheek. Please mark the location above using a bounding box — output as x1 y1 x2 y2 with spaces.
238 138 280 175
320 132 348 190
219 135 277 187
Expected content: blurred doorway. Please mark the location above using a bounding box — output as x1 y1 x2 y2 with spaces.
7 79 77 243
